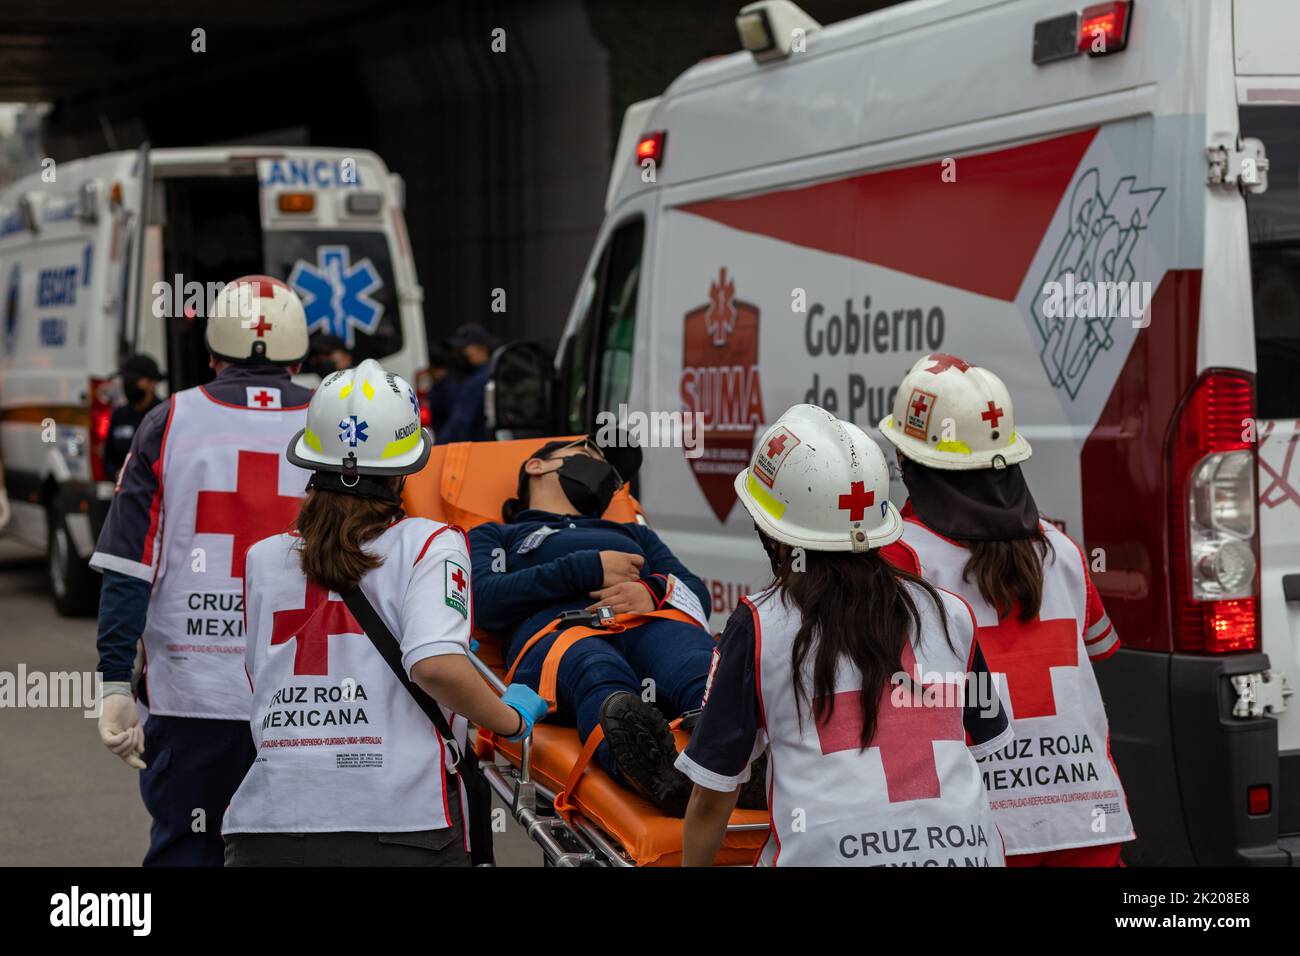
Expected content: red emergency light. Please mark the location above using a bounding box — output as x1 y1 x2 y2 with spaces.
1247 785 1271 816
1078 1 1132 56
636 131 666 168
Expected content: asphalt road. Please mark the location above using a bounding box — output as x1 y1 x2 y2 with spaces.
0 539 542 867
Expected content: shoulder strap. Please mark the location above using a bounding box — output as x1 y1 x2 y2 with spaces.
340 584 462 770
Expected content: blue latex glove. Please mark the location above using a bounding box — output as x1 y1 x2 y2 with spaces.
500 683 549 741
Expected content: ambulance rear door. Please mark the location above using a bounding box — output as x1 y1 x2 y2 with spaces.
256 151 427 387
1236 0 1300 826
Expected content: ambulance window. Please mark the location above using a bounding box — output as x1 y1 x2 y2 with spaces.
1242 106 1300 419
565 217 644 432
263 230 402 365
593 224 643 414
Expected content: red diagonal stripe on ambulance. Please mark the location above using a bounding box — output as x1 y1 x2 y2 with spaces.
678 128 1097 303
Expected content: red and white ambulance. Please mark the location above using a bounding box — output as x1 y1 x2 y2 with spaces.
489 0 1300 864
0 146 427 614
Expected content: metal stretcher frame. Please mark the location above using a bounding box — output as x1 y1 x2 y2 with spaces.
467 649 769 867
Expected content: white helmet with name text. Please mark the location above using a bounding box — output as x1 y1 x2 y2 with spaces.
735 404 902 553
878 353 1032 470
287 359 432 476
206 275 309 366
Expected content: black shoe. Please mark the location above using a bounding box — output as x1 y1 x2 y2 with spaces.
737 753 768 811
598 691 692 817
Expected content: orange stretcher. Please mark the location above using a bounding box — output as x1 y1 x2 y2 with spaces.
402 436 769 866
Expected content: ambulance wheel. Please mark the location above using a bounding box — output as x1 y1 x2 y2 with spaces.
47 508 99 618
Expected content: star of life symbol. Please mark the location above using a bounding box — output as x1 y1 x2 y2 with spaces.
288 245 385 349
1029 168 1164 400
339 415 368 447
705 267 738 347
407 387 420 418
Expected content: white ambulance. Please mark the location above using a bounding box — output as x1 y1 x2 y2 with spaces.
0 145 428 615
488 0 1300 864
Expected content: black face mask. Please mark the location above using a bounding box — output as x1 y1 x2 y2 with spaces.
554 455 621 517
124 383 148 404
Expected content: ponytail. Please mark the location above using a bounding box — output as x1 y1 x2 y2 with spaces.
295 488 402 592
956 529 1055 621
766 537 953 750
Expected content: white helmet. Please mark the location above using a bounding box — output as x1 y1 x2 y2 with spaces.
735 404 902 553
287 359 432 476
206 275 309 366
878 353 1031 471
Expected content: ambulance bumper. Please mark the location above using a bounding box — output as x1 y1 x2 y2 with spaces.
1098 647 1297 866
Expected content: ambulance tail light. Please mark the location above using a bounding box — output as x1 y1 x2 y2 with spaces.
277 192 315 214
88 376 114 482
636 132 666 169
1078 1 1132 56
414 366 433 429
1169 370 1259 654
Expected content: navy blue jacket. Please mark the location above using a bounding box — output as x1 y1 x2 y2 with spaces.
469 509 711 659
436 363 489 444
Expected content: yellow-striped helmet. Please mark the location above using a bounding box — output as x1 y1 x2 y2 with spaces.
287 358 431 476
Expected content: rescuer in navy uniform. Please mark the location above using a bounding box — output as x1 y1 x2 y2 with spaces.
103 353 163 481
90 277 313 866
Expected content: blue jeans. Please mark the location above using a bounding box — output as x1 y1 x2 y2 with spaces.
506 618 716 780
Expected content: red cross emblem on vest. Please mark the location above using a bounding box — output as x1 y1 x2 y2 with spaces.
253 390 276 407
814 642 963 802
980 401 1004 429
195 450 303 578
837 480 875 521
976 616 1077 719
271 579 362 675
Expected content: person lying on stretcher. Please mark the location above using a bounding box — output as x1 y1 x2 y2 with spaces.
469 436 765 817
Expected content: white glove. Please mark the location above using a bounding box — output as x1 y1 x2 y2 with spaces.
0 487 10 530
98 686 146 769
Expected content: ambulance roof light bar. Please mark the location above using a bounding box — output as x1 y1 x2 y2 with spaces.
736 1 820 64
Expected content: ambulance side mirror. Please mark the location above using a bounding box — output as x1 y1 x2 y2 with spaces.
485 340 555 439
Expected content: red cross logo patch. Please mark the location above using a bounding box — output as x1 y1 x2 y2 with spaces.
976 617 1078 719
903 388 937 441
445 560 469 619
246 386 281 409
271 579 362 676
814 642 964 802
752 425 800 488
194 450 302 578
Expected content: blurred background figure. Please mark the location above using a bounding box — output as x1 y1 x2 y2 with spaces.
425 340 465 437
437 322 497 444
103 353 164 481
305 332 354 378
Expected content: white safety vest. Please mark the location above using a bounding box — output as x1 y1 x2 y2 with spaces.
899 518 1134 854
140 386 309 720
223 518 472 835
752 582 1006 867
